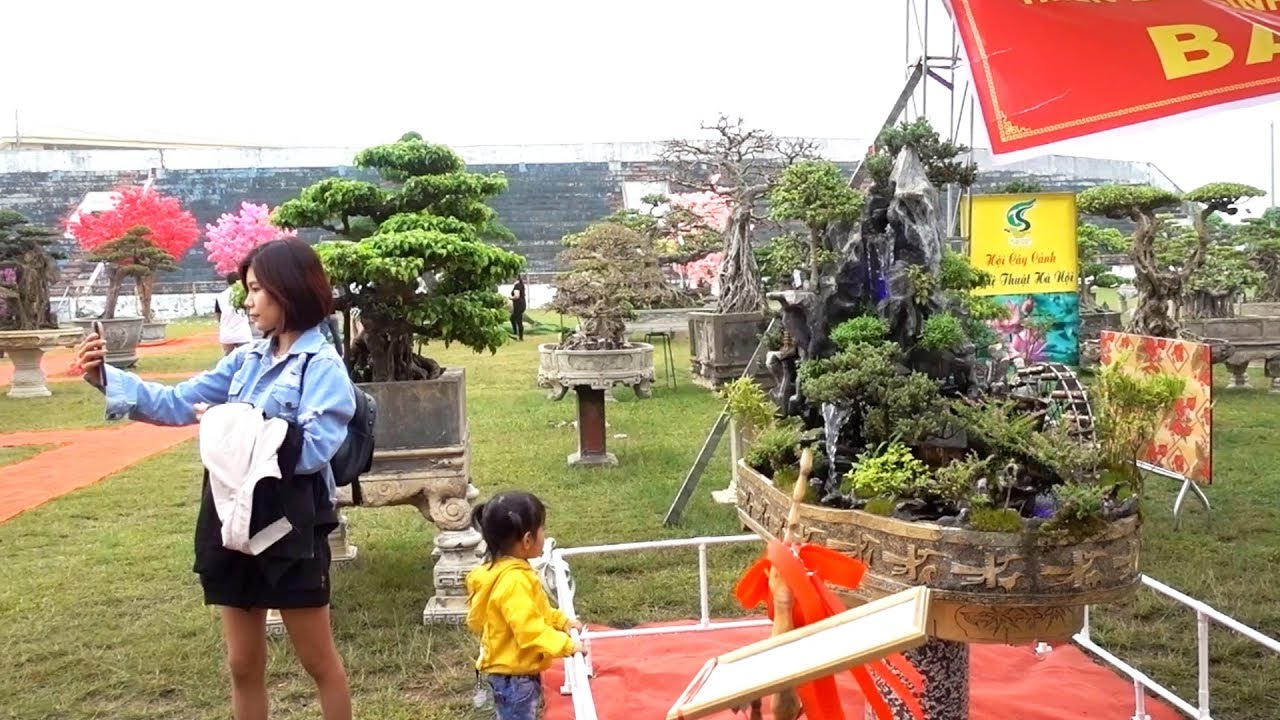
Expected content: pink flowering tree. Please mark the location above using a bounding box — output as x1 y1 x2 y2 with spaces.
204 202 296 276
65 186 199 320
664 191 730 290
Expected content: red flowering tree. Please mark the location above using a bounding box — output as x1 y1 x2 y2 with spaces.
65 186 199 320
204 201 296 275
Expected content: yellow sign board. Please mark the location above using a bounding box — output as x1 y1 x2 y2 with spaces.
964 193 1079 297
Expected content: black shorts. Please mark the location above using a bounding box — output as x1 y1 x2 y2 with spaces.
199 526 333 610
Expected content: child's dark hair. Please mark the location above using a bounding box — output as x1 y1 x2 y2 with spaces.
471 491 547 563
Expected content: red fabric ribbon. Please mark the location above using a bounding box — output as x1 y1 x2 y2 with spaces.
733 540 925 720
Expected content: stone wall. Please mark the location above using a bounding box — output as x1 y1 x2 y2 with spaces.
0 141 1179 288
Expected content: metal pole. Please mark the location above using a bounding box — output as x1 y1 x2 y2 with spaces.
697 543 710 627
922 0 930 117
1271 121 1275 207
1196 611 1211 719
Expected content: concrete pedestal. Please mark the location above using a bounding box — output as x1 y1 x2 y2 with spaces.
5 347 53 398
423 527 486 624
568 386 617 467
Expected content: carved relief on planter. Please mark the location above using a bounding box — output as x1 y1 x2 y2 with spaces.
735 461 1141 644
537 342 655 399
688 311 773 389
74 317 144 368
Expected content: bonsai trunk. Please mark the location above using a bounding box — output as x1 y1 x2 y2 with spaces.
136 274 156 323
102 266 126 320
352 312 442 383
1127 280 1180 338
1185 290 1236 319
808 227 821 290
1079 281 1097 312
0 249 58 331
716 202 767 314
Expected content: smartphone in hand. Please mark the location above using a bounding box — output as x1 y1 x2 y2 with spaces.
92 320 107 389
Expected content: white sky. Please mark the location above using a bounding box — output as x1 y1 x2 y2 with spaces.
4 0 1280 214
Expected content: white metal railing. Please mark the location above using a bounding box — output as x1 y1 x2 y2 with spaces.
1074 575 1280 720
541 534 1280 720
538 534 769 720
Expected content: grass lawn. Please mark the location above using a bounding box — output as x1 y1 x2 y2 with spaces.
0 319 1276 718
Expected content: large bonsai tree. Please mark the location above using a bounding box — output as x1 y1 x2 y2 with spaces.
0 210 62 331
659 116 816 314
273 133 524 382
769 160 866 289
549 223 673 350
1077 222 1129 312
65 186 199 320
204 201 296 275
1078 182 1263 337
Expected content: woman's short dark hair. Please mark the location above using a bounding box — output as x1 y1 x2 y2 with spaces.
238 239 334 332
471 491 547 564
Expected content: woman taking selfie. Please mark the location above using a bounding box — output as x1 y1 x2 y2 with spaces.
76 238 355 720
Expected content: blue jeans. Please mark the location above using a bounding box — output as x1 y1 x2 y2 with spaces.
487 674 543 720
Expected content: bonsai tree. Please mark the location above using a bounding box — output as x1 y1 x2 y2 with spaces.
204 201 297 275
659 116 816 313
1238 206 1280 301
1147 214 1262 319
1078 183 1263 337
755 231 838 290
769 160 867 288
993 179 1044 194
86 226 181 320
548 223 672 349
0 210 62 331
273 133 524 382
863 117 978 197
1077 222 1129 312
65 186 199 320
564 191 725 298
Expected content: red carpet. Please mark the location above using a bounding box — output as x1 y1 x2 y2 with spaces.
543 620 1181 719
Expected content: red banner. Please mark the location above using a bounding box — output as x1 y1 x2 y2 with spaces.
947 0 1280 154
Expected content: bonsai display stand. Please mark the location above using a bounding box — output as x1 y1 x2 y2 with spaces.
569 386 617 467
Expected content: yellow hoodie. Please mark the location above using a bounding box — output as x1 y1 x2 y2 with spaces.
465 556 576 675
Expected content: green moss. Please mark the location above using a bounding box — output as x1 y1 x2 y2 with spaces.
863 497 897 516
969 507 1022 533
830 316 889 350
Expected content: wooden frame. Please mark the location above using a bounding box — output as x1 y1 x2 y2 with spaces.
666 586 932 720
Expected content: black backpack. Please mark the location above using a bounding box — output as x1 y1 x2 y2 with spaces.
300 353 376 506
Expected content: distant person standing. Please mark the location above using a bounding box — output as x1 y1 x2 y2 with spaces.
510 275 527 341
214 272 253 355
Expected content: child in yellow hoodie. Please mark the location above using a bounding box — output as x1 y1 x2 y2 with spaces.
466 491 582 720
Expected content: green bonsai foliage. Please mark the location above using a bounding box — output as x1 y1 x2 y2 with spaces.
0 209 61 331
769 160 866 288
1151 214 1264 318
845 442 931 499
1238 207 1280 301
274 133 524 382
934 453 993 498
1077 223 1129 311
1091 351 1186 494
1042 481 1108 540
918 313 966 352
87 226 180 322
830 316 889 350
798 341 947 445
745 421 802 477
993 179 1044 194
755 232 839 290
865 118 978 194
549 223 676 349
722 378 775 434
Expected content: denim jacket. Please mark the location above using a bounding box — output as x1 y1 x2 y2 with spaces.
103 325 356 504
